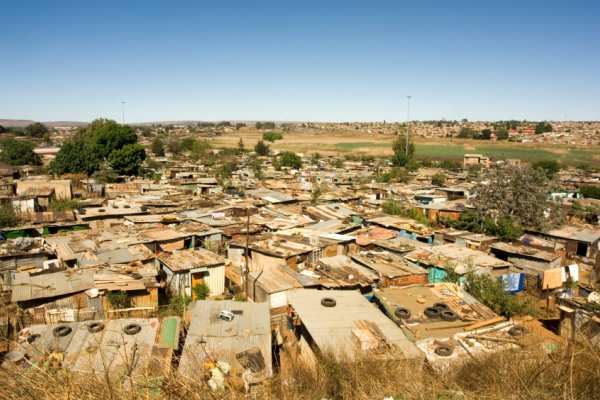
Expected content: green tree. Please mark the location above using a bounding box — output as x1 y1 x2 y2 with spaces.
278 151 302 169
151 137 165 156
495 129 509 140
51 119 137 175
0 139 41 166
457 127 476 138
391 135 414 167
108 144 146 176
580 185 600 200
180 137 197 152
256 121 276 130
0 125 6 134
534 122 553 134
51 139 101 175
478 129 492 140
24 122 49 138
190 140 212 161
250 156 264 180
82 119 137 159
533 160 561 179
254 140 270 156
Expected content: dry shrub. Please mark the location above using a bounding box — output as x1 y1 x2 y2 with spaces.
1 342 600 399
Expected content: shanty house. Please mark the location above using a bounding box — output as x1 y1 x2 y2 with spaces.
178 300 272 395
286 289 423 362
158 249 225 299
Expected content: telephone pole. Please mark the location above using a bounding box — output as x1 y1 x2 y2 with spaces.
406 96 411 157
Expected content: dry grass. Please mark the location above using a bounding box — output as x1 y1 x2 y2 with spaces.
2 340 600 400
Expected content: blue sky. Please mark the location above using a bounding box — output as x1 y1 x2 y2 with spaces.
1 0 599 122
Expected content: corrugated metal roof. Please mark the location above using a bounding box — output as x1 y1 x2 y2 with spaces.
178 300 272 380
287 289 422 360
11 269 95 302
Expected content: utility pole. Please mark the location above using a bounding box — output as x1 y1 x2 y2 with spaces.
406 95 411 157
120 100 126 124
244 206 250 298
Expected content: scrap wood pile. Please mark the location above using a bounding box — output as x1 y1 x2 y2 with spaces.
352 320 391 352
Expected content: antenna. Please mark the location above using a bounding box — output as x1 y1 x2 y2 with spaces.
120 100 126 124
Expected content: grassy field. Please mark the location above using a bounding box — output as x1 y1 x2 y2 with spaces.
211 130 600 167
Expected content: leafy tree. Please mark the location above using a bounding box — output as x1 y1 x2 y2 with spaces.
580 185 600 200
51 139 101 175
444 211 523 242
457 127 477 138
311 152 321 165
533 160 561 179
250 156 263 179
463 272 534 317
478 129 492 140
263 131 283 142
180 137 197 152
495 129 509 140
431 173 446 186
167 138 183 155
0 204 18 228
0 139 41 165
51 119 138 175
255 121 276 130
472 164 562 230
24 122 49 138
278 151 302 169
108 144 146 176
190 140 212 161
92 168 119 183
0 125 6 134
534 122 553 134
391 135 414 167
254 140 270 156
82 119 137 159
151 137 165 156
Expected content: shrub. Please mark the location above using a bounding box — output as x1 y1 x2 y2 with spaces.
106 290 131 309
462 272 535 317
49 199 80 212
262 131 283 142
431 173 446 186
192 283 210 300
254 140 270 156
0 204 18 228
580 185 600 200
278 151 302 169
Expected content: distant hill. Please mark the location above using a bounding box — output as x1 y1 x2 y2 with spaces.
0 119 87 128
